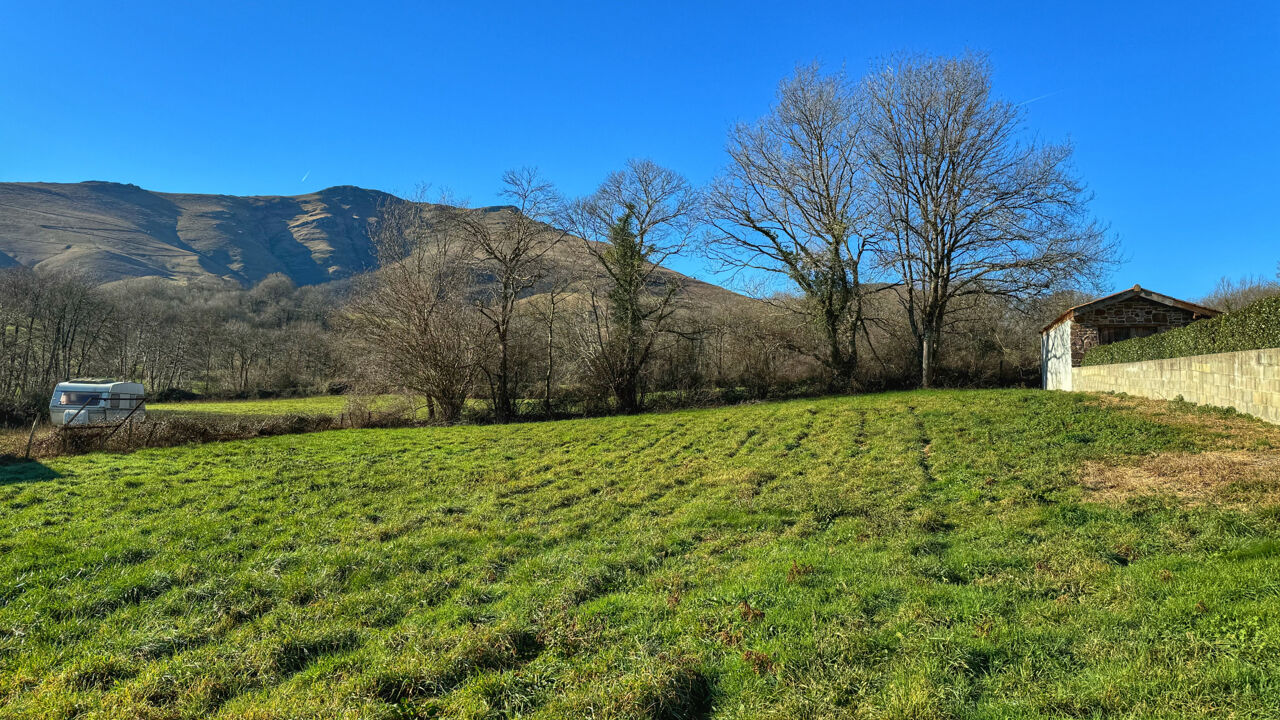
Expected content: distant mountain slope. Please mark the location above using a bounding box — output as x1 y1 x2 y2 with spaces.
0 181 751 312
0 181 397 285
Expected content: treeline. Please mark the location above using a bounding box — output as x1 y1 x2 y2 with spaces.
338 53 1113 421
2 53 1123 426
0 271 338 423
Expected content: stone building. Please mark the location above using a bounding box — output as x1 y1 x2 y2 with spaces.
1041 285 1219 390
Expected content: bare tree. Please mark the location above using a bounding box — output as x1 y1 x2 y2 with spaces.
0 268 113 408
1201 275 1280 312
860 52 1116 387
702 299 810 398
342 199 482 422
448 169 566 422
704 65 884 391
528 276 572 419
566 159 699 413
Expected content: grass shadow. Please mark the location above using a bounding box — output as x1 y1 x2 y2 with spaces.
0 457 62 484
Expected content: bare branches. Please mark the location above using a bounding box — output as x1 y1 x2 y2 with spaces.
566 160 699 413
342 199 483 422
565 159 699 285
704 65 885 389
447 168 567 421
1201 275 1280 312
859 52 1117 386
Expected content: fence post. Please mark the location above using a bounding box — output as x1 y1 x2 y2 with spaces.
23 415 38 460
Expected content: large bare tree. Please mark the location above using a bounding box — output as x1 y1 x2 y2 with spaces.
704 65 884 390
566 159 699 413
342 198 482 422
448 169 566 422
860 53 1115 387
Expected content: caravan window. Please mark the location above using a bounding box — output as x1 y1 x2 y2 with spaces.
59 392 102 407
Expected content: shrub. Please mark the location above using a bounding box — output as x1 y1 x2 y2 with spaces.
33 414 340 456
1083 296 1280 366
0 398 43 429
29 407 418 458
151 387 201 403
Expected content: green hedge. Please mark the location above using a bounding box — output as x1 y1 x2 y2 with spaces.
1081 296 1280 366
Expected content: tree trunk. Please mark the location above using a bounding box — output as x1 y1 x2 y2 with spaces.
921 329 940 389
493 328 514 423
543 322 555 420
615 373 640 414
826 319 856 392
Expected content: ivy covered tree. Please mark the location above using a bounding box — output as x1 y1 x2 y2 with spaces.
566 160 698 413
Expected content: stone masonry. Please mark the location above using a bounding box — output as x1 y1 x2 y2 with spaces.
1068 297 1201 366
1072 348 1280 425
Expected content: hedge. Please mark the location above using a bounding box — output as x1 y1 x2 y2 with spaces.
1081 295 1280 366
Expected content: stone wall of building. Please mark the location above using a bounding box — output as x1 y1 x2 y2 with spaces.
1069 323 1100 367
1071 348 1280 425
1073 296 1200 328
1068 297 1201 366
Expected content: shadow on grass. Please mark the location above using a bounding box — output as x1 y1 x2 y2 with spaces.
0 457 62 484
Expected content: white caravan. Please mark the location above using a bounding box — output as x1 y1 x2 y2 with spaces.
48 380 147 426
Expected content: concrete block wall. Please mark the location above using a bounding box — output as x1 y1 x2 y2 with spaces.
1072 348 1280 424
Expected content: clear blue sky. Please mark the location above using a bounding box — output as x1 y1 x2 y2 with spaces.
1 1 1276 299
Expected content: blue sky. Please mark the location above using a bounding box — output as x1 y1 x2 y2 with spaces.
1 1 1276 298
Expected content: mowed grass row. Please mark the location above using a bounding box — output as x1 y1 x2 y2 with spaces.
3 390 1280 718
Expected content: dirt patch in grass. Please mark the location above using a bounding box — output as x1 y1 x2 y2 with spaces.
1081 450 1280 506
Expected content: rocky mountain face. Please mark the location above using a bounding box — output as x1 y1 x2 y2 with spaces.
0 181 398 286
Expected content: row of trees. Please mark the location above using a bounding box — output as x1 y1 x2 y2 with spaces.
704 53 1113 388
0 271 337 422
340 53 1114 420
342 162 703 421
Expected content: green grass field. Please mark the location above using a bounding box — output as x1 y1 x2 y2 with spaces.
148 395 366 417
4 390 1280 718
148 395 498 420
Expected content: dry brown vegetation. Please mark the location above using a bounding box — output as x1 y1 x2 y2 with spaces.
0 406 416 461
1081 450 1280 507
1078 393 1280 506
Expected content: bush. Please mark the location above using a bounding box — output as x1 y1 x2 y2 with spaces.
33 414 340 456
1083 296 1280 366
29 406 419 458
0 399 42 429
151 387 201 403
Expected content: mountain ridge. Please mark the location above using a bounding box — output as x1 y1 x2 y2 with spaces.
0 181 404 286
0 180 749 313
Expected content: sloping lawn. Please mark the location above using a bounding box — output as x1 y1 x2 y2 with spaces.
3 390 1280 718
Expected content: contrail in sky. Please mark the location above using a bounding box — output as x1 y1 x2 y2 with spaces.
300 170 311 183
1016 91 1062 107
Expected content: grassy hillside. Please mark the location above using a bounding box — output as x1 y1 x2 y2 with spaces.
3 390 1280 718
